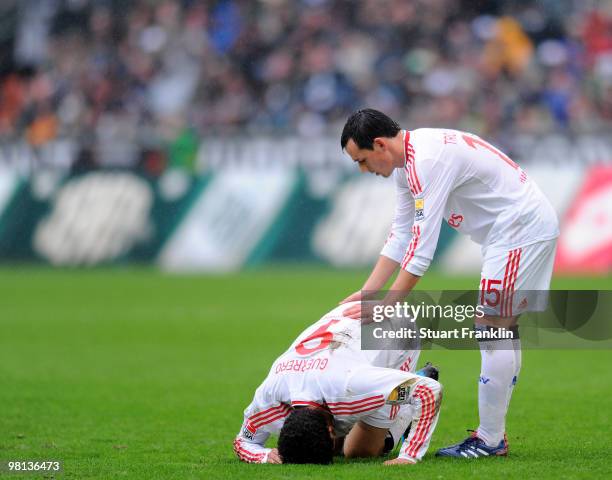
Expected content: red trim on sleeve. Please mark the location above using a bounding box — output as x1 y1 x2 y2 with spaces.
327 395 385 415
233 438 266 463
403 385 436 458
291 400 323 408
401 225 421 270
404 132 422 195
247 404 291 429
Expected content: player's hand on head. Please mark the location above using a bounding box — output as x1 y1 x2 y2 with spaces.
343 300 380 324
266 448 282 464
342 301 362 319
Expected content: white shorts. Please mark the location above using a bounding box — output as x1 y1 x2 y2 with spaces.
479 239 557 317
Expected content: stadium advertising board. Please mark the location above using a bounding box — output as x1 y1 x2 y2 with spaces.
0 165 610 274
0 170 203 265
555 166 612 273
158 169 299 271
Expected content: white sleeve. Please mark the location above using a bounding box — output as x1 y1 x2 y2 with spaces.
340 365 417 430
400 153 456 276
380 170 415 263
233 427 271 464
396 376 442 463
343 366 443 463
234 398 290 463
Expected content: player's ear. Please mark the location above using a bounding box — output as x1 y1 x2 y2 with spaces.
373 137 386 151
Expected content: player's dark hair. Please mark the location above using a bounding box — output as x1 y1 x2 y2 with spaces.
278 408 334 464
340 108 401 150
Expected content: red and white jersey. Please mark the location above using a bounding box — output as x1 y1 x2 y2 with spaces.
381 129 560 276
234 303 424 463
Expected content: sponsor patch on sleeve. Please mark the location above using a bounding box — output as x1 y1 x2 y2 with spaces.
387 378 417 405
242 423 256 440
414 198 424 221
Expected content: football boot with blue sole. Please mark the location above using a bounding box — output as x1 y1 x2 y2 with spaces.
435 430 508 458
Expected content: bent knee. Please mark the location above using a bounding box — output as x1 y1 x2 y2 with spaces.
344 443 383 458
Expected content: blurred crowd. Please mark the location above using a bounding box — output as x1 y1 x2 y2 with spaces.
1 0 612 171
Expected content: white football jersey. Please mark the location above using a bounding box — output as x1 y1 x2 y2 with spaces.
381 129 560 276
234 303 423 463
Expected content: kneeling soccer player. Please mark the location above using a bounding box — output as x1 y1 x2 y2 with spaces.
233 302 442 465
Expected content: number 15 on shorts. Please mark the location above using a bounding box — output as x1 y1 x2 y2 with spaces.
480 278 503 316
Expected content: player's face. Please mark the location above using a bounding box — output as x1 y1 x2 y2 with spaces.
345 138 395 177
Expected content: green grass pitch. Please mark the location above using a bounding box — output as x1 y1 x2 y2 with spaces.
0 267 610 479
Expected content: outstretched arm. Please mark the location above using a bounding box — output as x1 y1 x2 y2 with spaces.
383 269 421 305
340 255 399 307
344 366 443 465
341 169 414 306
387 376 443 464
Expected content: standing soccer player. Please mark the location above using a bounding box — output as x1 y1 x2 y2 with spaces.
339 109 559 458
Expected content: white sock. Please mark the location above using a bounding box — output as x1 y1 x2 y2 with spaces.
476 336 517 447
508 338 522 407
